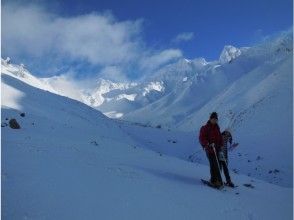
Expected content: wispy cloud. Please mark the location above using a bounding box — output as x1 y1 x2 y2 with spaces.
172 32 194 43
99 66 129 82
42 73 85 101
2 1 183 81
140 49 182 72
2 2 142 66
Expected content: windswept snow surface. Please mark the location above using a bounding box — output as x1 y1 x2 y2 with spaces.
1 60 293 219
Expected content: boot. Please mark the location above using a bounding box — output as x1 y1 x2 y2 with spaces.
226 180 235 188
212 180 223 188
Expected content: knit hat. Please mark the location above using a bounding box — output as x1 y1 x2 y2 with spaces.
210 112 218 120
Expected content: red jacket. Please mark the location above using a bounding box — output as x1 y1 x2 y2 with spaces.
199 121 223 153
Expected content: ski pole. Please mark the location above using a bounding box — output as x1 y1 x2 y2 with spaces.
212 145 224 186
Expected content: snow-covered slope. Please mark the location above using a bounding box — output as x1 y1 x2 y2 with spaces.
1 59 56 94
123 31 293 128
176 32 293 187
118 31 293 187
2 31 292 189
81 78 138 107
49 30 292 187
81 79 166 118
20 31 291 129
2 60 293 219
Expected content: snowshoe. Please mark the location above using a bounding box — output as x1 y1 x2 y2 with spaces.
225 181 235 188
201 179 224 190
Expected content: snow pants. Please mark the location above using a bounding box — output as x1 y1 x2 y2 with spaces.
206 151 223 183
220 160 231 183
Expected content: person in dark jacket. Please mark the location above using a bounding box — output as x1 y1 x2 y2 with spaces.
219 130 234 187
199 112 223 187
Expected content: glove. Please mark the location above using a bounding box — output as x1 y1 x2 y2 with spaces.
204 143 214 154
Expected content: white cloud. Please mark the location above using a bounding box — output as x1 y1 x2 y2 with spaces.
99 66 129 82
140 49 183 72
173 32 194 43
41 72 85 101
2 3 142 66
2 3 54 57
2 2 184 81
55 15 142 65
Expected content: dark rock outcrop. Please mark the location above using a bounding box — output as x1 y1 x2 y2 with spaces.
9 119 21 129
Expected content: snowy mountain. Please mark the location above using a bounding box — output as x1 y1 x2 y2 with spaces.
1 59 57 94
122 31 293 129
219 45 243 64
175 34 293 187
66 32 292 134
2 60 292 219
2 30 292 189
70 57 211 118
121 31 293 187
58 33 290 127
80 79 166 118
82 78 138 107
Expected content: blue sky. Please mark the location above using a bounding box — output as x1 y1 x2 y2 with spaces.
51 0 293 59
2 0 293 80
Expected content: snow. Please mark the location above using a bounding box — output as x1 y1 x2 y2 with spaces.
16 32 290 128
104 111 124 118
1 58 293 219
1 59 56 94
177 48 293 187
1 82 25 110
81 79 137 107
192 57 209 66
117 31 293 188
219 45 242 64
116 93 137 101
142 81 165 96
40 75 85 102
2 31 292 189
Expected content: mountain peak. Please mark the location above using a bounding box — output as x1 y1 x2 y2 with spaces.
219 45 242 64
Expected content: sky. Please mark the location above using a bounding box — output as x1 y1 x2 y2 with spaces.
1 0 293 81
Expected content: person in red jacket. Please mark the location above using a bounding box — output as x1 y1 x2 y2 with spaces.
199 112 223 188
